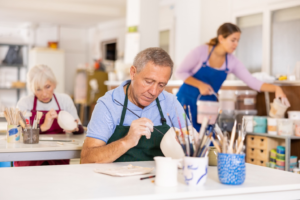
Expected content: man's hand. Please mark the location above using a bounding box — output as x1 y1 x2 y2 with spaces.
123 118 154 147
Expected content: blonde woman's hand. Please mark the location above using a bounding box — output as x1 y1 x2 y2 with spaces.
63 119 79 133
41 109 57 131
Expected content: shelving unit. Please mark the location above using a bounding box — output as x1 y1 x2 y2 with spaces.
247 132 300 171
0 43 28 103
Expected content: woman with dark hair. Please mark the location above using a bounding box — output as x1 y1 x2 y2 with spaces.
175 23 290 132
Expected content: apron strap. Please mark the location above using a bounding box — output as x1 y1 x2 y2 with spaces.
156 98 167 125
119 83 130 126
205 45 216 62
33 96 38 111
225 53 229 72
53 94 61 110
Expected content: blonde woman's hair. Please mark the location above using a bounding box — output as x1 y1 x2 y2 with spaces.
27 65 57 93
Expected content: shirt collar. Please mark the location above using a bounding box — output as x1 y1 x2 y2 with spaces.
112 79 166 111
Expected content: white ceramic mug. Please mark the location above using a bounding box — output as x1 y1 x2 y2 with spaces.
293 120 300 136
277 119 293 136
154 157 179 187
183 156 208 186
269 98 289 118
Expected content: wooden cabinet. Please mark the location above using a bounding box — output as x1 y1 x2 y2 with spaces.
246 135 284 167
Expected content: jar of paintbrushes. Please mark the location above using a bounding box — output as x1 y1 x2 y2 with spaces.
215 120 246 185
22 111 43 144
3 107 25 143
168 106 215 186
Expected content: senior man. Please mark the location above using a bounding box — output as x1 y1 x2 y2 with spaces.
81 47 188 163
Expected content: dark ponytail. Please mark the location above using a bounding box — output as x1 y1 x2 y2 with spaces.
207 23 241 46
207 37 218 46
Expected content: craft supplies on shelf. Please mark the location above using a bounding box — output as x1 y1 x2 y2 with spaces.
253 116 267 134
235 90 257 110
277 119 293 136
218 90 236 111
267 118 278 135
236 110 257 125
288 111 300 120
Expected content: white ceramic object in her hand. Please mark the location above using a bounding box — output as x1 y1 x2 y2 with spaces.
57 111 77 130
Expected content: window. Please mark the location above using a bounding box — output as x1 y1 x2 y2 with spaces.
271 6 300 76
236 13 263 73
159 30 170 53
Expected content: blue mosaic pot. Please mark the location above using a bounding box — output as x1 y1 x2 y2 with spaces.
217 153 246 185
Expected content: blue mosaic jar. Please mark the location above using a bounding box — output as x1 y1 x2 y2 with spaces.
217 153 246 185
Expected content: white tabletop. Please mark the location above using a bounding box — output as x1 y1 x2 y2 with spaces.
0 133 86 152
1 161 300 200
0 133 86 162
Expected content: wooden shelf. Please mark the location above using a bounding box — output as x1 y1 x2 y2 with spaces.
0 87 26 90
247 132 300 140
0 64 25 67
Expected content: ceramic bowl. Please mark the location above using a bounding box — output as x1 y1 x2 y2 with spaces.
57 111 77 130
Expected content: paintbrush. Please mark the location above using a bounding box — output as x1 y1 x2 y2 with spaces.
198 132 213 157
236 141 244 154
213 109 222 128
194 116 209 157
183 106 191 156
167 113 184 147
210 135 221 153
3 111 11 125
114 99 165 136
175 108 188 156
19 120 26 129
186 105 196 155
222 134 228 154
187 105 197 148
214 124 224 146
228 120 237 154
36 112 43 129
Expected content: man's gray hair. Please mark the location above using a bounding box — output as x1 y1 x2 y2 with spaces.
133 47 173 74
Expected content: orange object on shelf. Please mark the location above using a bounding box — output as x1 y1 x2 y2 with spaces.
48 41 58 49
11 81 26 88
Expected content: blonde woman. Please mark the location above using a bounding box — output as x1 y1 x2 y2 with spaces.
15 65 83 166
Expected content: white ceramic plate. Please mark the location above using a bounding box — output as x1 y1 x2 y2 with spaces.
57 111 77 130
94 164 154 177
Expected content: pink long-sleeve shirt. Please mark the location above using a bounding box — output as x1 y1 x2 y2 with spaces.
175 44 263 91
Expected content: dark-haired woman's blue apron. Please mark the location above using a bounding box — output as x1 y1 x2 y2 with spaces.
176 46 228 132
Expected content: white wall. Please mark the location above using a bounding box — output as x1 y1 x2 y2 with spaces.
174 0 201 68
88 19 126 62
59 27 88 95
200 0 232 45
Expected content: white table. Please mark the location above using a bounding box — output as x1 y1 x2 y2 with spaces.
1 161 300 200
0 133 86 162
